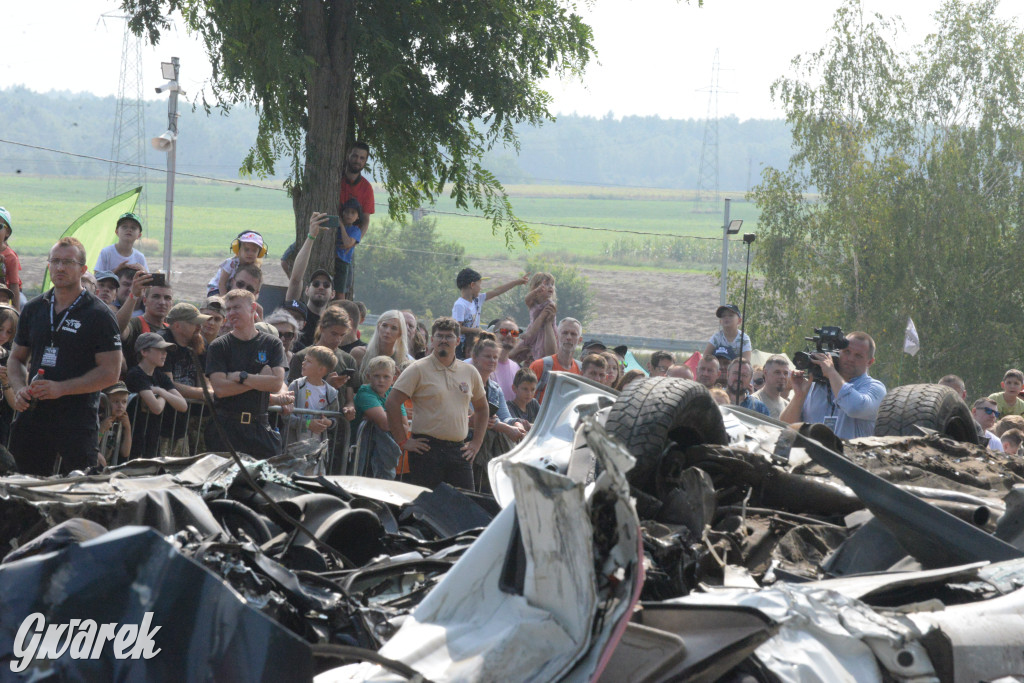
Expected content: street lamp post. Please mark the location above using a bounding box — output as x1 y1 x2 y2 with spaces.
151 57 183 277
720 197 743 305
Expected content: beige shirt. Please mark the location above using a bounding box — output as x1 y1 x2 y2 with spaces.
394 355 485 441
752 389 789 420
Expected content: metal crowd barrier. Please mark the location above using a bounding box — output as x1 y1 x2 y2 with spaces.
102 396 350 471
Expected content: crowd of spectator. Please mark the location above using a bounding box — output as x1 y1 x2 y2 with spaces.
0 144 1019 488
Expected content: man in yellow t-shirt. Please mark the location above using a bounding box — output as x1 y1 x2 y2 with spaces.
386 316 488 490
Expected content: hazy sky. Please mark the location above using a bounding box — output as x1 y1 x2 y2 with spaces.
0 1 1019 121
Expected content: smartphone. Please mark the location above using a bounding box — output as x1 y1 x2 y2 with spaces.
325 215 341 229
488 402 500 418
341 368 357 377
149 272 166 287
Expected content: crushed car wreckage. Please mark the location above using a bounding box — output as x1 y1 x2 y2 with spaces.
2 373 1024 680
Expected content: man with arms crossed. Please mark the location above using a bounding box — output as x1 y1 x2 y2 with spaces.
205 289 287 458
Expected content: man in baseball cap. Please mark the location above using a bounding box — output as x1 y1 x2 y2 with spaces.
94 271 119 310
159 303 212 407
0 206 22 311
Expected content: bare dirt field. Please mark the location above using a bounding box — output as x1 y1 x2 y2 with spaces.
22 257 721 341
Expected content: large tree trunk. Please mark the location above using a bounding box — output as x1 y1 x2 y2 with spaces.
290 0 356 288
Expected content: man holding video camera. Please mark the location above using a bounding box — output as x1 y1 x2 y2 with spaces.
779 330 886 439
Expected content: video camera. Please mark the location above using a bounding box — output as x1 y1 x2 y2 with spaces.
792 326 847 384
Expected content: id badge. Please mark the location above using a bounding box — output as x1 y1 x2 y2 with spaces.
823 415 838 431
41 346 58 368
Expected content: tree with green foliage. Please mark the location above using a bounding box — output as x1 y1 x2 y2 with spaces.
122 0 595 274
355 218 465 318
747 0 1024 396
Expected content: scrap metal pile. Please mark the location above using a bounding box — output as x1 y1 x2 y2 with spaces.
2 374 1024 681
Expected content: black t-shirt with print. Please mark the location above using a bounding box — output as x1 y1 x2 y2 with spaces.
14 288 122 423
205 331 286 414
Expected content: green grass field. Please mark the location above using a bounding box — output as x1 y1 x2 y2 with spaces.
0 174 760 262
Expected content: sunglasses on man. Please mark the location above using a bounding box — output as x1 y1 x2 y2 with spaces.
978 406 1000 417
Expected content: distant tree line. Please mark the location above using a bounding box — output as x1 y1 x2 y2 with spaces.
0 87 791 192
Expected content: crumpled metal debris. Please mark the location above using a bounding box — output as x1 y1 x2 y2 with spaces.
5 372 1024 682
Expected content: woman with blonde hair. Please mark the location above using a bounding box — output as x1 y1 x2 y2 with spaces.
358 310 409 378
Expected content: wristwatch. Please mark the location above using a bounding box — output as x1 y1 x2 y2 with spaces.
238 371 248 385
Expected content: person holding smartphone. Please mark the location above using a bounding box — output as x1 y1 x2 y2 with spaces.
117 270 174 373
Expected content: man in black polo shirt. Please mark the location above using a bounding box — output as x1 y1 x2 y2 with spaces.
205 289 286 458
8 237 122 474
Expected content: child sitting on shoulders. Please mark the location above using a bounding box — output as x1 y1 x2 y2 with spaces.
511 272 557 363
95 212 148 275
703 304 751 363
207 231 267 295
334 199 364 301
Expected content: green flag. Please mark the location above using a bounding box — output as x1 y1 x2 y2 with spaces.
41 187 142 291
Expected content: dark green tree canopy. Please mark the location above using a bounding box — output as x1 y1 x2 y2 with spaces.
123 0 595 254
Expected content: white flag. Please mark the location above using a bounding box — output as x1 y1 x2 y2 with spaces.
904 318 920 356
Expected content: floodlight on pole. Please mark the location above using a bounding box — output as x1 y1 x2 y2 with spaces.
152 57 181 276
720 199 744 306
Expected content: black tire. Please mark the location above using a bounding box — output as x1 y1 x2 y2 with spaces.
873 383 980 445
605 377 729 492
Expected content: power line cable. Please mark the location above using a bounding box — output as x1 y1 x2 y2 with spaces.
0 137 744 242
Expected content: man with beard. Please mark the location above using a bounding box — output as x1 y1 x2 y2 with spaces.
337 141 374 299
117 271 173 372
724 359 770 416
752 354 791 419
158 303 211 402
385 316 488 490
780 331 886 439
284 214 336 347
157 302 212 454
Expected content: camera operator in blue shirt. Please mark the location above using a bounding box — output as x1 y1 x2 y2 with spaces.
780 331 886 439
